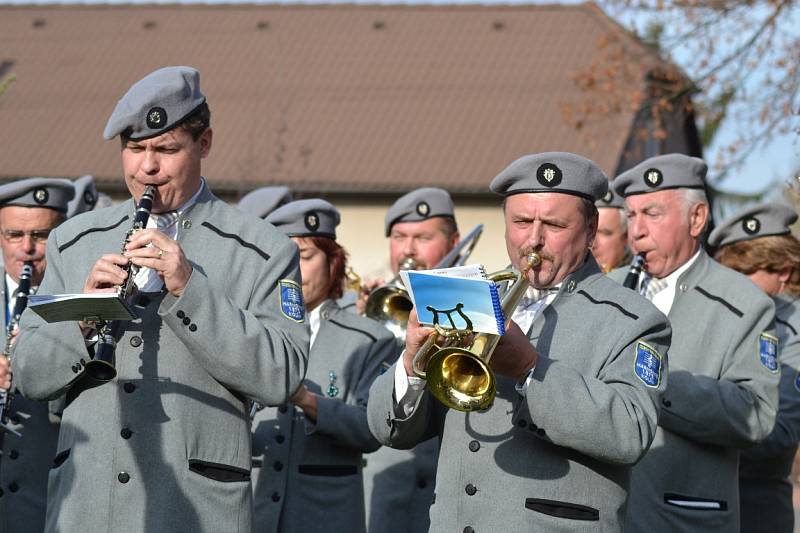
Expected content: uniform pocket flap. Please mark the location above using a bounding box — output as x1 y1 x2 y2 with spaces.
664 492 727 511
525 498 600 521
297 464 357 477
52 449 71 469
189 460 250 482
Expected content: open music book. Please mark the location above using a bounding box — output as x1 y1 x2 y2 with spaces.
28 293 136 323
400 264 504 335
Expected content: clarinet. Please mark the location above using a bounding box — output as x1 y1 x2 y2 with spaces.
0 262 33 436
85 186 155 382
623 253 645 290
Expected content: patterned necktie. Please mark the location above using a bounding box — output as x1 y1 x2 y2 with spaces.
642 276 668 301
154 211 179 234
519 286 559 309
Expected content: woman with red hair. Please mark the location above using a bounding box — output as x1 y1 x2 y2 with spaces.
709 202 800 533
251 198 397 533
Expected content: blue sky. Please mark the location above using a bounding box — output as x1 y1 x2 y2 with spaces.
4 0 797 195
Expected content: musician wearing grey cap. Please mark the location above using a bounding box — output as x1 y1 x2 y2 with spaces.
611 153 779 533
360 186 460 533
368 152 671 532
709 202 800 533
251 199 396 533
12 66 309 533
592 187 631 273
237 186 293 219
0 177 73 533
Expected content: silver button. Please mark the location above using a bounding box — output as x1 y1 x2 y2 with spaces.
567 280 576 293
679 283 688 292
181 219 192 230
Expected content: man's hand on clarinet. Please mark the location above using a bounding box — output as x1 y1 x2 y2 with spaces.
124 229 193 297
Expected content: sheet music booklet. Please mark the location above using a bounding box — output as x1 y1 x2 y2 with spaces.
400 264 504 335
28 293 136 323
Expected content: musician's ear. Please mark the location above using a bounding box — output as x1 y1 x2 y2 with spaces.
198 128 213 159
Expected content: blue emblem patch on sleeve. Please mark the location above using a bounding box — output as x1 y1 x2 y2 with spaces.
278 279 305 322
794 371 800 393
759 333 779 373
634 341 662 388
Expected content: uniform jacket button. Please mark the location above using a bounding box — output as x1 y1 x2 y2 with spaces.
9 449 19 460
129 336 142 347
271 492 281 502
417 479 427 489
465 483 477 496
123 382 136 393
662 398 672 408
71 365 79 373
468 440 480 452
517 419 527 428
189 324 197 332
177 310 185 319
278 405 288 414
273 461 283 472
275 435 285 444
118 472 130 484
120 428 133 439
536 428 546 437
182 317 191 326
8 482 19 493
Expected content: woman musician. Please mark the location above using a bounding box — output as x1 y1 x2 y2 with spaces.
708 202 800 533
251 199 398 533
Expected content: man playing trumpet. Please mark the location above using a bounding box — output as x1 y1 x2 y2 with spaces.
367 152 671 532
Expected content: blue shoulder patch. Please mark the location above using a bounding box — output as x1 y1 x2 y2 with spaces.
759 333 779 373
634 341 662 388
278 279 305 322
794 371 800 393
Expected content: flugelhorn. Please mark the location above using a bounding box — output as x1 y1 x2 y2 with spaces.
365 224 484 337
411 252 541 412
86 186 155 381
0 261 33 436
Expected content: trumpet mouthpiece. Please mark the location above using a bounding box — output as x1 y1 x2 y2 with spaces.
525 252 542 269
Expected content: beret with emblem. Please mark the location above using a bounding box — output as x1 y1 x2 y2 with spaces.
103 66 206 141
384 187 455 237
67 174 99 218
595 184 625 210
0 177 75 213
708 202 798 249
490 152 609 201
266 198 340 240
237 186 294 219
613 153 708 197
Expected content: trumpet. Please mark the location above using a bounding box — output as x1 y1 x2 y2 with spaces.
86 186 155 381
411 252 541 412
0 262 33 436
365 224 484 337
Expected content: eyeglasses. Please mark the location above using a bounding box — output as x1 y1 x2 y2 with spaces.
0 229 51 243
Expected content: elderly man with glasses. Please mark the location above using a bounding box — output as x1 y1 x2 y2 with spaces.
0 177 75 533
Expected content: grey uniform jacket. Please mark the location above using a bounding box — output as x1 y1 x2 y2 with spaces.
11 187 309 533
252 300 396 533
368 256 671 533
338 291 438 533
739 294 800 533
613 250 779 533
0 268 60 533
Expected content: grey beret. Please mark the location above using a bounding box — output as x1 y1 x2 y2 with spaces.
103 66 206 141
490 152 608 201
237 186 293 219
614 153 707 197
67 174 99 218
384 187 455 237
0 177 75 213
708 202 798 248
266 198 340 240
595 183 625 209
